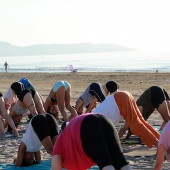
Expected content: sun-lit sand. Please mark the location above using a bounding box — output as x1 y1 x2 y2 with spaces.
1 72 170 169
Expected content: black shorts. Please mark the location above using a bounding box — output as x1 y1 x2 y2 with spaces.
0 92 3 97
19 89 35 102
11 82 24 97
89 83 105 103
31 114 59 141
151 86 170 108
51 97 57 104
80 114 128 169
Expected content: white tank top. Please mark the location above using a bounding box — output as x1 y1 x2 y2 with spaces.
21 117 42 152
93 94 123 125
3 88 17 105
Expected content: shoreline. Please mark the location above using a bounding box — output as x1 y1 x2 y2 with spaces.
2 69 170 73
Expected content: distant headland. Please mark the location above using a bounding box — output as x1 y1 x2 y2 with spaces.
0 42 134 56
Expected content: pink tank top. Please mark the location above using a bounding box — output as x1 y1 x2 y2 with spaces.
52 114 95 170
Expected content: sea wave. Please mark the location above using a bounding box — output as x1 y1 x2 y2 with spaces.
0 51 170 73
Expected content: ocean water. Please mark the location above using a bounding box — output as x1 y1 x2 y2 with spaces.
0 50 170 73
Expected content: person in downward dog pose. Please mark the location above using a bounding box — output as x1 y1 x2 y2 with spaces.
6 89 46 131
0 92 18 137
19 77 45 121
74 81 119 115
119 86 170 139
3 82 24 113
154 120 170 170
52 113 132 170
44 81 77 121
14 113 59 167
92 91 160 148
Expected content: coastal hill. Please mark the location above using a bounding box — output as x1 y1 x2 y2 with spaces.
0 42 133 56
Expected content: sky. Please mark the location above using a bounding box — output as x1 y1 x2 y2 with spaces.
0 0 170 51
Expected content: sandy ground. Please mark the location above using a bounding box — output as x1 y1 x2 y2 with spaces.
1 72 170 169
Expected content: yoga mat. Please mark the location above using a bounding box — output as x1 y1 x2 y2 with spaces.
0 132 23 140
0 160 51 170
0 132 17 140
153 125 162 134
0 160 99 170
121 137 143 145
0 134 13 138
121 125 161 145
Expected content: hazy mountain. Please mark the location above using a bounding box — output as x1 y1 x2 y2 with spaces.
0 42 133 56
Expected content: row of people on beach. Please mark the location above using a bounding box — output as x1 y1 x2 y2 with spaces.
0 77 170 169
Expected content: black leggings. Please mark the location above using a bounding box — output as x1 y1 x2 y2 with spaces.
151 86 170 109
31 114 59 141
19 89 35 102
81 114 128 170
89 83 105 103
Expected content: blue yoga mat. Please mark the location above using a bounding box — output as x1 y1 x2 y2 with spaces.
153 125 162 134
0 160 51 170
121 137 143 144
0 160 99 170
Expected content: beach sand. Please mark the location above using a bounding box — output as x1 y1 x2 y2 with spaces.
1 72 170 169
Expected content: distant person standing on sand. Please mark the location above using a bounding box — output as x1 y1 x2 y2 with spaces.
4 61 9 72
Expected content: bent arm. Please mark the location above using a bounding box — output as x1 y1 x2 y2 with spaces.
39 94 45 105
85 99 97 113
118 122 129 138
0 98 18 136
2 112 18 136
15 142 26 167
52 155 63 170
4 107 15 128
34 151 41 164
44 97 51 112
